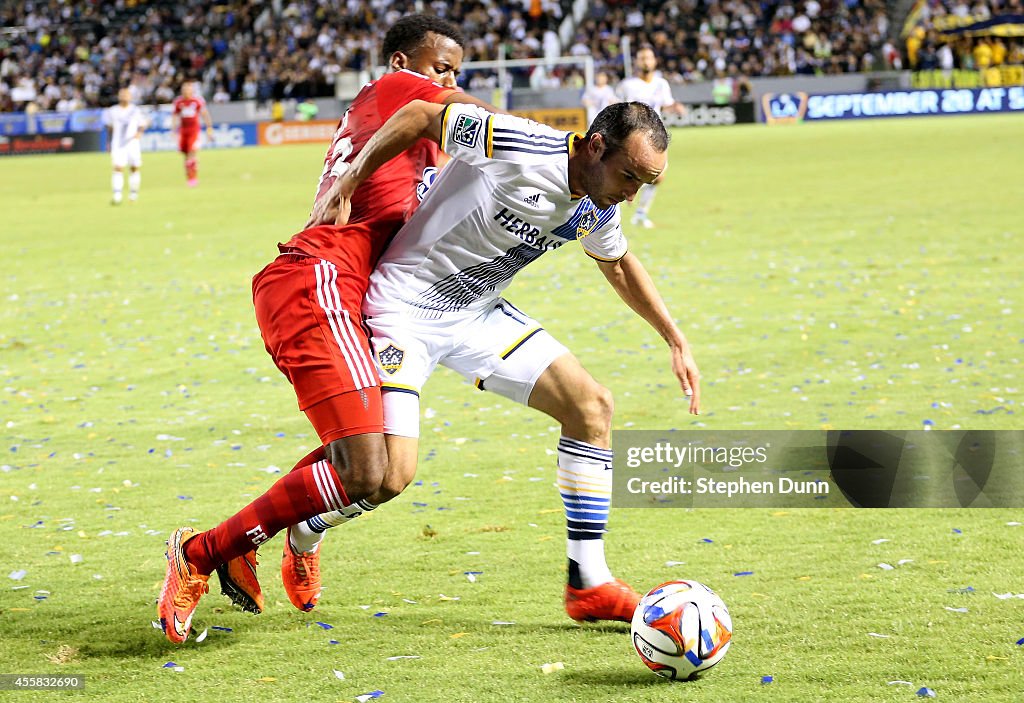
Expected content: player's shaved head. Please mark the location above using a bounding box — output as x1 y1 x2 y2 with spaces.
586 102 669 159
382 15 466 57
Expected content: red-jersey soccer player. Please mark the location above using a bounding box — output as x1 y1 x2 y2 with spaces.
171 81 214 186
158 16 499 644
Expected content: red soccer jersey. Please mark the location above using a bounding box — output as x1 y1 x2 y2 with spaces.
173 95 206 131
280 70 454 277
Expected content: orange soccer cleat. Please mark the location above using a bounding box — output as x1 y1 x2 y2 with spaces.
281 527 322 612
158 527 210 643
565 578 641 623
216 550 264 614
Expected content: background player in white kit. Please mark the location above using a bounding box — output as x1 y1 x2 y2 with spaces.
581 71 619 126
300 101 701 622
616 47 686 229
103 87 149 204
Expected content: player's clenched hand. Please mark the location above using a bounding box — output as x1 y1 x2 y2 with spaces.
304 176 354 229
671 341 701 415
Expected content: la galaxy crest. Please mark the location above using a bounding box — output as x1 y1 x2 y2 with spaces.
576 207 598 240
377 343 405 375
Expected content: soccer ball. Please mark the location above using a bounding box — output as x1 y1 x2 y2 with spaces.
630 580 733 680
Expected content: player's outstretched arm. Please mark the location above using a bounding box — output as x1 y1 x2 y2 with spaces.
305 99 449 228
596 252 700 414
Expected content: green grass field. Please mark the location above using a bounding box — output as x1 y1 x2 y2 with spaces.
1 114 1022 702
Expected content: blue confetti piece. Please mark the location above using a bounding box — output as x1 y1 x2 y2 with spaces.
315 621 334 630
761 675 773 685
358 691 385 701
177 495 193 501
329 639 340 645
210 626 233 632
274 432 286 437
148 448 155 454
464 571 483 575
922 419 934 426
734 571 754 577
414 480 423 486
373 612 388 617
1016 637 1024 646
700 538 714 543
916 687 937 698
412 502 428 507
162 662 179 668
952 528 963 534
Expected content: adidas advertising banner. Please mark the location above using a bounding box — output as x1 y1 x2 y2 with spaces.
0 131 103 157
762 87 1024 123
662 102 756 128
612 430 1024 508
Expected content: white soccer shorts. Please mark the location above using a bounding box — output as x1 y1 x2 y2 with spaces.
111 142 142 169
368 297 569 437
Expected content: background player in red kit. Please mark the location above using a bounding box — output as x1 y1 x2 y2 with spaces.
171 81 214 187
157 15 498 644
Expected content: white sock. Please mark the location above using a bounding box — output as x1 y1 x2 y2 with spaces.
128 171 141 199
290 499 378 553
558 436 614 588
112 171 124 201
635 184 657 218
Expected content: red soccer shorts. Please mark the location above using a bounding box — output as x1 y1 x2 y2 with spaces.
179 128 200 154
253 253 383 443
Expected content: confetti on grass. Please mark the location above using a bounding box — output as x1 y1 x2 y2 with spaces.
734 571 754 577
761 675 773 685
162 662 184 672
355 691 384 703
868 633 892 638
315 621 334 629
195 628 208 643
1016 637 1024 646
386 655 420 661
332 670 346 681
541 662 565 674
944 607 968 613
8 570 27 581
917 687 937 698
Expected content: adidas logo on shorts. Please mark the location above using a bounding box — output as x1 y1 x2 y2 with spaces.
523 193 541 206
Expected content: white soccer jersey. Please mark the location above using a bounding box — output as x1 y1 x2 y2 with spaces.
103 104 147 150
364 104 628 321
617 75 676 113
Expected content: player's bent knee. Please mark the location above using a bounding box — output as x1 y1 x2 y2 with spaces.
325 437 388 502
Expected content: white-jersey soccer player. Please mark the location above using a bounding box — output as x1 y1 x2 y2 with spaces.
103 88 149 204
303 100 701 624
615 47 685 229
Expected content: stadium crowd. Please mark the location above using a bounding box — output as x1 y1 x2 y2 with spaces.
903 0 1024 71
570 0 896 83
0 0 566 112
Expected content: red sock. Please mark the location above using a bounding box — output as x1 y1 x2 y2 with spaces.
290 446 326 472
184 458 348 575
185 158 197 179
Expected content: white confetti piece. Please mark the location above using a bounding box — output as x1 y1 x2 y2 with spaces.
992 592 1024 600
386 655 421 661
868 633 892 638
871 539 890 544
1007 522 1022 526
491 621 516 626
332 669 346 680
438 594 460 601
402 598 418 604
8 570 27 581
258 465 282 474
897 559 914 566
665 561 687 567
152 620 163 630
887 681 915 686
944 606 968 613
541 662 565 674
877 563 895 570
